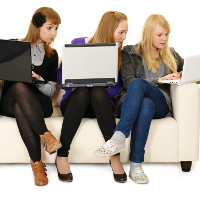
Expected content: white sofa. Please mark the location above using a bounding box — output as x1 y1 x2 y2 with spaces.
0 64 199 172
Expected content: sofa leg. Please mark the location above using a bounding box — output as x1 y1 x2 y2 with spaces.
181 161 192 172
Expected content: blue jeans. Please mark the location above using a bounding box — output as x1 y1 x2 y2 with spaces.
114 78 170 163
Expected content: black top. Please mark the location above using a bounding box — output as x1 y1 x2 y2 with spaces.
32 49 58 82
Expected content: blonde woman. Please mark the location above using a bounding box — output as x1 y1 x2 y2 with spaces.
56 11 128 183
95 14 184 184
0 7 61 186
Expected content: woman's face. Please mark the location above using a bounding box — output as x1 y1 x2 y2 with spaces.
152 24 169 50
38 20 59 44
113 20 128 48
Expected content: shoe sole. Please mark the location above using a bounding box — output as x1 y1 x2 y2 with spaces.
115 180 127 183
129 174 149 184
59 178 73 182
94 147 126 157
35 182 48 186
114 179 127 183
49 142 62 155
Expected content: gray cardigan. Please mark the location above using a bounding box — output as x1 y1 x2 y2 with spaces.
121 44 184 89
114 44 184 117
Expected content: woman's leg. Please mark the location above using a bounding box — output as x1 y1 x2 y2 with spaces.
95 78 169 158
57 87 90 157
90 87 116 140
14 103 41 162
1 83 52 186
57 87 90 174
129 97 156 163
114 78 169 137
3 82 61 155
2 83 50 162
58 87 116 155
90 87 125 175
4 82 48 135
127 97 157 184
121 81 169 184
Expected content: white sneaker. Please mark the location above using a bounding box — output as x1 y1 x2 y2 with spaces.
94 140 126 157
129 167 149 184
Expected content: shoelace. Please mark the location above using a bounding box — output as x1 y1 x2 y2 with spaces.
40 136 47 146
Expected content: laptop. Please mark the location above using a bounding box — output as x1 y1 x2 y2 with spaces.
0 39 46 84
158 55 200 85
61 43 118 88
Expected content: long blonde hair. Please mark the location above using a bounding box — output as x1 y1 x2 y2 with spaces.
137 14 177 73
89 11 127 71
22 7 61 57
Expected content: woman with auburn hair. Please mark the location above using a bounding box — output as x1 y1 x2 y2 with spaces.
95 14 184 184
56 11 128 183
0 7 61 186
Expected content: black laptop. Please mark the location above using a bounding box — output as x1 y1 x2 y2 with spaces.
0 39 46 84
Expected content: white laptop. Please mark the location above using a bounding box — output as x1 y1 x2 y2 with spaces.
158 54 200 85
61 43 118 88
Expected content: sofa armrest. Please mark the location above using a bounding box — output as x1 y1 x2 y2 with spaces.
171 83 199 161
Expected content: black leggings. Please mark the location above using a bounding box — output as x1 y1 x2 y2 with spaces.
0 82 52 162
57 87 116 157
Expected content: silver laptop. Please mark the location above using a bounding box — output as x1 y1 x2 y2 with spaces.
61 43 118 88
158 55 200 85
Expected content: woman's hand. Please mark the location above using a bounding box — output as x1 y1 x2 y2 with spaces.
32 71 40 81
158 72 182 81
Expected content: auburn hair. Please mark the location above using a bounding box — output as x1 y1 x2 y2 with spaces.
89 11 127 71
22 7 61 57
137 14 177 73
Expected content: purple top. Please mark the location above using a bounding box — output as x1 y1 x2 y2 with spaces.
58 37 122 106
71 37 86 44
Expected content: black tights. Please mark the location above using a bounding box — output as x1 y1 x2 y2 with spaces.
57 87 116 157
0 82 51 162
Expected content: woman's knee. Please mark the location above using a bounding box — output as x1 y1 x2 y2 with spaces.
128 78 146 90
13 102 23 115
7 102 21 117
91 87 104 95
11 82 28 91
141 97 155 114
90 87 108 103
74 87 90 100
69 87 90 109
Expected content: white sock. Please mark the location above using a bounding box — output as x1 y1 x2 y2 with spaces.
111 131 126 144
130 162 142 171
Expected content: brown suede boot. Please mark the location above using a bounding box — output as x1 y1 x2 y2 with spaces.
30 159 48 186
40 131 62 154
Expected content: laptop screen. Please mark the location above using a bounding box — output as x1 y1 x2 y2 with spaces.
62 43 118 87
0 39 32 83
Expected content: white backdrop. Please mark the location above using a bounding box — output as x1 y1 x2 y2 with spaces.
0 0 200 200
1 0 200 57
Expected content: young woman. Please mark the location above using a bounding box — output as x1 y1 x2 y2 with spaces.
0 7 62 186
95 14 184 184
56 11 128 183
